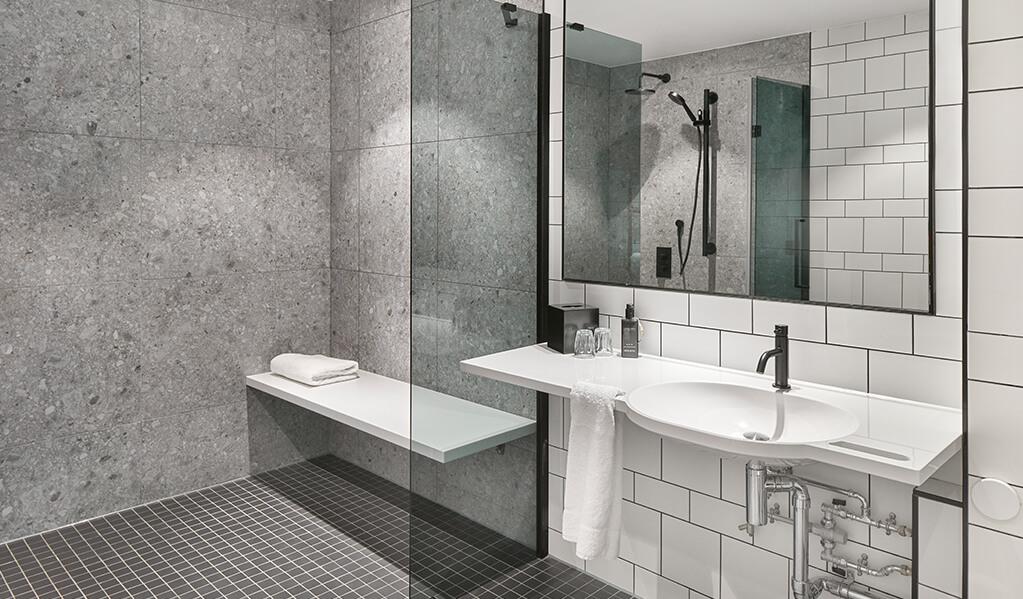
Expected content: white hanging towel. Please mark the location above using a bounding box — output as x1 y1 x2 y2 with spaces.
562 380 625 560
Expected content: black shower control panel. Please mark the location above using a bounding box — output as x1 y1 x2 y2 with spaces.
656 247 672 278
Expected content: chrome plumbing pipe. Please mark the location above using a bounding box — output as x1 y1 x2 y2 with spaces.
746 461 769 526
747 462 814 599
748 462 910 599
820 548 912 579
818 577 894 599
767 510 849 545
796 477 870 517
821 504 913 537
792 490 812 599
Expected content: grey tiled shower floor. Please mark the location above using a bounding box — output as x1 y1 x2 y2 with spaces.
0 456 633 599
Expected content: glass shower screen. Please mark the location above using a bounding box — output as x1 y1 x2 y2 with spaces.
410 1 543 596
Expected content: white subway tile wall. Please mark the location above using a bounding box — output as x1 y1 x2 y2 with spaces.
967 0 1023 593
807 10 955 309
918 496 964 597
546 0 965 596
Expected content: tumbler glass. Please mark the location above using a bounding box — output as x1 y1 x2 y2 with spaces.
594 327 614 357
573 329 596 358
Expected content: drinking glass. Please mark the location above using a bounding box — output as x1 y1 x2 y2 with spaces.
573 329 595 358
594 327 614 357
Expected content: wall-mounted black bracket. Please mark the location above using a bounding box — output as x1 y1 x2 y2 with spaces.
501 2 518 27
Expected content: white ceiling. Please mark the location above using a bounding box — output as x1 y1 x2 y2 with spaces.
566 0 929 64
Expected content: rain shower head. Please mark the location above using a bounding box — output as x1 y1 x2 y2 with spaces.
625 72 671 95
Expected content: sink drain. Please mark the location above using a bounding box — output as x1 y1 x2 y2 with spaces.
743 431 771 442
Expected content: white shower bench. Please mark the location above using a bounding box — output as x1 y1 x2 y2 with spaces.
246 370 535 463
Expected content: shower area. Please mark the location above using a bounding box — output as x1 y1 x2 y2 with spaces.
0 1 624 597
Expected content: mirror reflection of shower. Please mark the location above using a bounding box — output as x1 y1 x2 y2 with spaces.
625 72 671 95
667 88 718 288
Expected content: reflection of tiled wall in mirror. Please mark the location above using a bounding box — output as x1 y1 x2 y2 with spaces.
807 12 931 310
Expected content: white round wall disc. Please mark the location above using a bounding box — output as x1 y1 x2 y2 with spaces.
972 478 1021 522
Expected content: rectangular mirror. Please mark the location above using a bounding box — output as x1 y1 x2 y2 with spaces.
562 0 934 312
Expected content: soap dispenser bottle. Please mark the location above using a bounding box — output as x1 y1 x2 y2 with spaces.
621 303 640 358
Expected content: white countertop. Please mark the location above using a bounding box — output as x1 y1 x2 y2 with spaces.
460 344 962 485
247 371 536 463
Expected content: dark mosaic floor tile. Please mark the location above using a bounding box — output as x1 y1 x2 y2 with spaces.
0 456 629 599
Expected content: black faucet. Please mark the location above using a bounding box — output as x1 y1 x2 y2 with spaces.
756 325 790 390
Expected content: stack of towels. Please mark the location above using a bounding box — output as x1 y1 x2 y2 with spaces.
270 354 359 386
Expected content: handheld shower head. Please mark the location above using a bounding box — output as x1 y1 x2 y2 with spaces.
667 91 700 126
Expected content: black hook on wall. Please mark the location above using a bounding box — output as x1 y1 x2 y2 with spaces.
501 2 518 27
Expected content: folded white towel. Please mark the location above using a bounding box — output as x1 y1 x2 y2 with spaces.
562 380 624 561
270 354 359 387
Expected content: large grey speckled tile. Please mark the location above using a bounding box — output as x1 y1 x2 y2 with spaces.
0 0 140 137
361 0 411 24
411 142 439 272
330 269 361 361
0 287 56 449
0 283 142 449
360 10 411 148
427 439 536 546
435 133 536 291
331 27 361 151
359 273 410 382
0 132 141 288
159 0 276 22
273 150 330 270
410 277 438 390
332 422 410 488
431 281 536 418
247 387 331 474
359 145 411 277
713 255 749 296
138 402 250 502
410 0 439 144
272 269 331 356
140 0 276 146
276 27 330 150
437 0 537 140
563 70 612 283
139 275 276 421
140 140 275 278
0 440 72 540
331 151 360 270
277 0 331 31
330 0 356 33
65 425 144 524
643 34 809 86
41 283 143 437
508 0 542 13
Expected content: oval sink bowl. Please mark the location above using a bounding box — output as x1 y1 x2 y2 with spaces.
625 381 860 460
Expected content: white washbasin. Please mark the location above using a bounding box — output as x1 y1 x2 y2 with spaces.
625 381 860 460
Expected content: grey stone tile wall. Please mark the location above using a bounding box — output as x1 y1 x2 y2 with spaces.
0 0 331 543
328 0 412 381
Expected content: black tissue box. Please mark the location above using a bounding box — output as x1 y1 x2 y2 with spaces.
547 303 599 354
